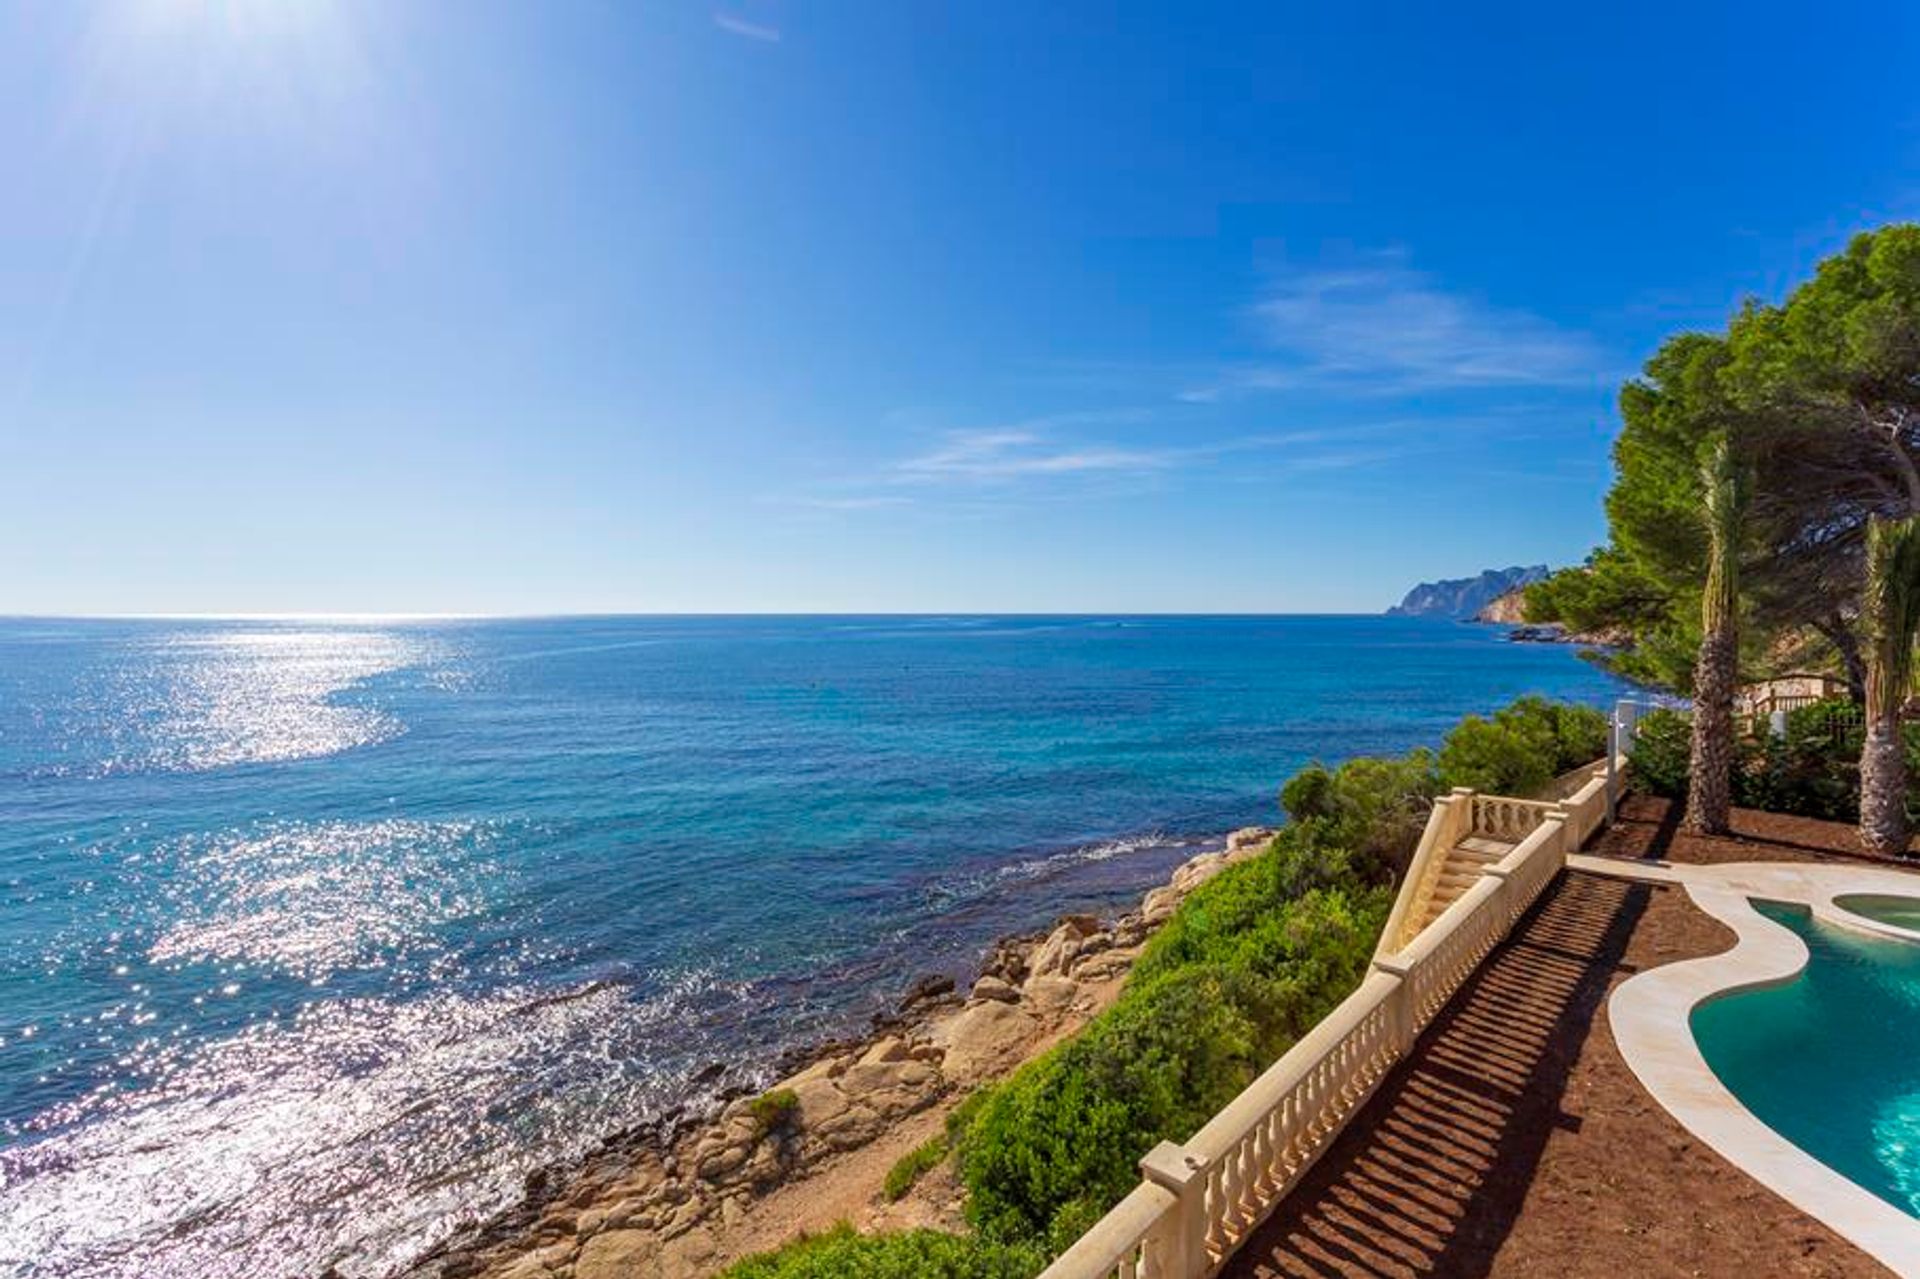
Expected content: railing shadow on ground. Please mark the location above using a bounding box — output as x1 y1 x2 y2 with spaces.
1217 872 1652 1279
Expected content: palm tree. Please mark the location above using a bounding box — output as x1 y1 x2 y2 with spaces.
1685 437 1745 835
1857 513 1920 855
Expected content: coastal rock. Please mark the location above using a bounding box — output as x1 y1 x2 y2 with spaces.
933 999 1037 1082
1170 852 1228 893
859 1037 910 1066
788 1076 853 1129
1029 916 1101 978
1022 974 1080 1012
898 974 956 1010
1141 885 1180 926
574 1230 658 1279
970 974 1019 1003
839 1058 938 1103
1226 826 1276 854
1072 947 1138 983
977 935 1035 984
1474 586 1532 624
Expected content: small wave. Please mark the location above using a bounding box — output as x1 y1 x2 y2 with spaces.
922 830 1213 911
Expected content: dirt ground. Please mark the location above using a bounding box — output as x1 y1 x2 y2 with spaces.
1221 799 1891 1279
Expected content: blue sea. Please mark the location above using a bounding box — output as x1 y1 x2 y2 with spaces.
0 615 1622 1278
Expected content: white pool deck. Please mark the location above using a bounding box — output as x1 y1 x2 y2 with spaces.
1570 852 1920 1277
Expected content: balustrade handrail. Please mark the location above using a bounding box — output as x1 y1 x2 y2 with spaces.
1035 756 1617 1279
1039 1180 1180 1278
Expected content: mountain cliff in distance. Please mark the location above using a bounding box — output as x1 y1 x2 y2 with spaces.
1474 587 1531 624
1386 565 1549 620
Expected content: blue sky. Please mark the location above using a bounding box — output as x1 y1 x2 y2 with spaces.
4 1 1918 614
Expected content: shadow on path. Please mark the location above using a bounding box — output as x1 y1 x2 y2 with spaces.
1220 872 1650 1279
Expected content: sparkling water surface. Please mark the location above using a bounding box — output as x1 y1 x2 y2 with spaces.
0 615 1621 1278
1694 902 1920 1217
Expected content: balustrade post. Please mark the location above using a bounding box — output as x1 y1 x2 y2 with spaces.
1140 1141 1210 1278
1370 961 1415 1054
1450 787 1475 839
1546 806 1572 860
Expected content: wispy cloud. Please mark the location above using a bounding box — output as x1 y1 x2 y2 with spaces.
892 429 1183 482
713 12 781 42
1186 251 1606 401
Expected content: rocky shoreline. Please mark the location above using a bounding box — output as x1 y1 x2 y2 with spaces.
400 825 1279 1279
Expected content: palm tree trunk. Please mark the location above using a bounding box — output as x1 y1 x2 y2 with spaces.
1687 625 1737 833
1686 438 1744 835
1857 514 1920 855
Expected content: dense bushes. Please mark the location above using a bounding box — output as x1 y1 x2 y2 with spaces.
1278 751 1440 883
716 1225 1042 1278
1624 707 1691 798
1625 699 1917 824
1437 696 1608 794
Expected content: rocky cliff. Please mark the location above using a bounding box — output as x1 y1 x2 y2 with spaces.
1474 586 1532 624
1386 565 1548 620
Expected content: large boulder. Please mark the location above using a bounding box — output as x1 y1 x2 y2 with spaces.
932 999 1037 1082
574 1230 659 1279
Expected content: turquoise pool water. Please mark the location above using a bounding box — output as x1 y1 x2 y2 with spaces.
1835 894 1920 932
1693 902 1920 1216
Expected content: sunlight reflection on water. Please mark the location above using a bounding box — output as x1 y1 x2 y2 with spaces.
81 629 426 775
149 820 493 981
0 978 737 1279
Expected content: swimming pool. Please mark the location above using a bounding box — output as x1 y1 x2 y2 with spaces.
1692 901 1920 1218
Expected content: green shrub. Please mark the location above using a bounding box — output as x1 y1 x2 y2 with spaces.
1439 714 1554 794
716 1224 1042 1279
1438 697 1610 795
957 825 1386 1251
1626 708 1690 797
1735 699 1867 822
1545 701 1609 770
1279 750 1439 883
1630 699 1882 822
882 1134 949 1201
747 1088 799 1134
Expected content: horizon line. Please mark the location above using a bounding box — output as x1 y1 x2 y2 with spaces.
0 609 1438 622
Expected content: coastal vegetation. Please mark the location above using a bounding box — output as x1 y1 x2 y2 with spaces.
721 696 1606 1275
717 1224 1043 1278
1526 223 1920 852
747 1088 800 1135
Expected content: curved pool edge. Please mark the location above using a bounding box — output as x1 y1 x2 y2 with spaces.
1818 892 1920 946
1589 858 1920 1278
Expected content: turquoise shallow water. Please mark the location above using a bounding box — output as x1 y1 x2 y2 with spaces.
1693 902 1920 1217
0 614 1621 1278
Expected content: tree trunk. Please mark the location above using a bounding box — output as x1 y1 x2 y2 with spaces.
1855 513 1920 856
1686 624 1737 833
1859 713 1908 855
1686 438 1744 836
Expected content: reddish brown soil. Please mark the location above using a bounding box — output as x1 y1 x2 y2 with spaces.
1220 823 1888 1278
1594 791 1920 867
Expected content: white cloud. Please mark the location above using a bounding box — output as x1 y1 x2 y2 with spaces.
891 429 1181 482
1186 251 1605 401
714 13 781 42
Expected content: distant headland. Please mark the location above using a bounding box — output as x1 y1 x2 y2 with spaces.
1385 565 1550 620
